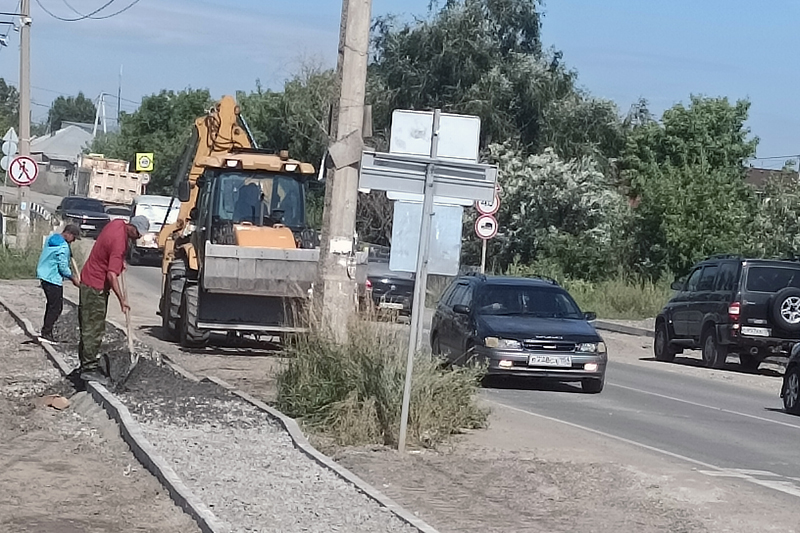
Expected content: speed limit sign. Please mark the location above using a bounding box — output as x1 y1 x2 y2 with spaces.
476 194 500 216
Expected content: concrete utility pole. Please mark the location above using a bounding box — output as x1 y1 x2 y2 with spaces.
17 0 31 247
317 0 371 340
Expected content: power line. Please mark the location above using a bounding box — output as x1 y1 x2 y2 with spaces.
750 154 800 161
58 0 141 20
35 0 143 22
35 0 116 21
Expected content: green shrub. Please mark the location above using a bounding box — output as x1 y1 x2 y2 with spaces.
0 244 41 279
507 260 672 319
277 323 488 448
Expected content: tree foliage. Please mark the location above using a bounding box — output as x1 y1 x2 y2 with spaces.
0 78 18 136
488 145 631 280
622 97 759 277
238 66 337 165
48 92 96 131
91 89 213 193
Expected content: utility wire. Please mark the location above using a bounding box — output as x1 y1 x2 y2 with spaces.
35 0 142 22
58 0 141 20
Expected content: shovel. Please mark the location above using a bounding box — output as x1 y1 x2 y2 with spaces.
115 269 139 388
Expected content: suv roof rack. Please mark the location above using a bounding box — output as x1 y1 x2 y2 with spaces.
464 271 487 281
705 254 743 260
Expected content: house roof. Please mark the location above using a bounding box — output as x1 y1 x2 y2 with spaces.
746 167 799 188
30 125 94 164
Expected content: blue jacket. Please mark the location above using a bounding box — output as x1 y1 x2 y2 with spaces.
36 233 73 286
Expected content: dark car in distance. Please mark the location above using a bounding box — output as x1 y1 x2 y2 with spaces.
655 255 800 370
430 273 607 393
363 244 415 314
56 196 110 237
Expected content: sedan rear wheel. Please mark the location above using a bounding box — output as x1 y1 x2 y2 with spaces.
783 367 800 415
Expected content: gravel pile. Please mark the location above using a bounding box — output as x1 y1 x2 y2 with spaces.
49 302 417 533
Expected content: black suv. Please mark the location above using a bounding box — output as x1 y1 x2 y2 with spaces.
655 255 800 369
430 274 607 393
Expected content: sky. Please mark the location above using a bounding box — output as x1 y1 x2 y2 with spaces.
0 0 797 167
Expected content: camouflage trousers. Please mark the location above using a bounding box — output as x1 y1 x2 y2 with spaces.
78 284 108 371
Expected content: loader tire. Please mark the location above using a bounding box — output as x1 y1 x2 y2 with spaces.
179 283 209 348
161 262 185 341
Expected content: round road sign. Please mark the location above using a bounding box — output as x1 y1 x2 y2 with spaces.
8 155 38 186
476 194 500 216
475 214 498 240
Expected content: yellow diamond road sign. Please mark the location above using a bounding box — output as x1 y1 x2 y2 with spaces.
136 152 154 172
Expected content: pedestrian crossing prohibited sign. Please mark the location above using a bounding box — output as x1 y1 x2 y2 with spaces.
136 152 154 172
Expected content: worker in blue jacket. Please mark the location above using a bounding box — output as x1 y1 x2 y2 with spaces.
36 224 81 343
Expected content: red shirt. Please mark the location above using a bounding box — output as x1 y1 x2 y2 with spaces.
81 219 129 291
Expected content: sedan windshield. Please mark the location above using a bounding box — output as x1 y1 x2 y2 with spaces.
476 286 584 319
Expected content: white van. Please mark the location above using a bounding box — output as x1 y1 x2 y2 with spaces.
128 195 180 265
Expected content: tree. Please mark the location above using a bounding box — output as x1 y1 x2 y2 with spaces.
238 65 337 166
751 170 800 258
91 89 213 193
0 78 18 135
48 92 96 131
621 97 759 277
487 144 631 281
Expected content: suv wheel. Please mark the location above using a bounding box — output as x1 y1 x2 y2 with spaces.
783 366 800 414
701 328 727 369
772 288 800 332
654 322 676 362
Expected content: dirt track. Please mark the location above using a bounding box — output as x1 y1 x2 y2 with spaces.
0 304 199 533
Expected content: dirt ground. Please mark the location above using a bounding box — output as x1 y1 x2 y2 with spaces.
0 303 200 533
2 278 798 532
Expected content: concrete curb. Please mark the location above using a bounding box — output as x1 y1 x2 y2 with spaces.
594 320 653 338
204 375 441 533
0 294 229 533
61 292 439 533
87 382 228 533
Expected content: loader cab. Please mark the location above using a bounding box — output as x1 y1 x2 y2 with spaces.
192 166 310 253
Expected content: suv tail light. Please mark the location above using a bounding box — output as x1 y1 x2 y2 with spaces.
728 302 741 321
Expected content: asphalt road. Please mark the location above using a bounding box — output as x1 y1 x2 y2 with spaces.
121 263 800 502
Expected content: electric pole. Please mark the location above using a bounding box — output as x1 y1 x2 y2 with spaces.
317 0 371 340
17 0 31 247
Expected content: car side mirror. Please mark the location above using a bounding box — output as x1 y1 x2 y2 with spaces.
584 311 597 321
670 280 684 291
453 304 471 315
177 181 191 202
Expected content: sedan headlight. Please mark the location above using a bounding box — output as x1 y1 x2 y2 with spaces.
485 337 521 349
577 342 607 354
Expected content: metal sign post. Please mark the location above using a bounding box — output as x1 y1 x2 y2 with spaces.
398 110 440 453
358 108 498 453
475 189 500 274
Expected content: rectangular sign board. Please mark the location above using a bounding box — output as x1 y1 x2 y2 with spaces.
389 201 463 276
360 151 496 203
389 110 481 163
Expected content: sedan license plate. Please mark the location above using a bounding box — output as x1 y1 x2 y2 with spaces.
378 302 404 310
528 355 572 367
741 326 771 337
80 224 95 230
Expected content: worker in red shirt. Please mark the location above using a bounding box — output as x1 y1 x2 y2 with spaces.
78 215 149 385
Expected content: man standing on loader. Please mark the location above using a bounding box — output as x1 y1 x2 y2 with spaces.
77 215 149 384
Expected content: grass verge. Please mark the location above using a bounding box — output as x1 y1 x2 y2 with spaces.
277 322 488 448
0 245 42 279
506 262 672 320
